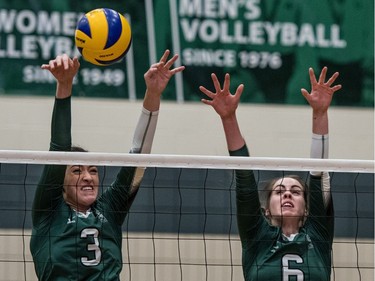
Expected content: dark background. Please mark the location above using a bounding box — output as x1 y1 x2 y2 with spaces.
0 163 373 239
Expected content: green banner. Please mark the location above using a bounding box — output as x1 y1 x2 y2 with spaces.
0 0 150 99
0 0 373 106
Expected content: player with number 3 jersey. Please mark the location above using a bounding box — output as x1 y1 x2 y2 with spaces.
30 51 184 281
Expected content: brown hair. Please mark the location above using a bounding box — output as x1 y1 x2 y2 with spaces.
71 146 88 153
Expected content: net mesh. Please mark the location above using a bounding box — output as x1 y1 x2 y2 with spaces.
0 151 373 281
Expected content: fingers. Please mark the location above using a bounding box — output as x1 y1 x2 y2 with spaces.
164 53 179 69
158 49 180 70
309 66 342 93
331 84 342 92
41 54 79 71
300 88 310 100
165 54 184 75
308 67 317 86
313 66 341 88
159 49 171 63
201 98 213 106
200 73 243 101
51 54 68 70
72 57 80 70
210 73 223 94
170 65 185 75
149 62 164 70
235 84 245 100
325 71 339 87
150 50 185 76
223 73 230 93
318 66 327 84
199 86 214 99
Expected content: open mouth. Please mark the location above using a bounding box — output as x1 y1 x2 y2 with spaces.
282 202 294 208
81 186 94 191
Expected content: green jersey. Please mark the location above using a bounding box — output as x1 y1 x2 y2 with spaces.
230 145 334 281
30 97 151 281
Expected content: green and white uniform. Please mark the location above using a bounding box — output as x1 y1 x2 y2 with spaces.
231 136 334 281
30 97 158 281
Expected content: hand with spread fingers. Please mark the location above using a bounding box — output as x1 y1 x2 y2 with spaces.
143 49 185 111
199 73 244 120
301 67 342 114
301 67 342 135
144 49 185 97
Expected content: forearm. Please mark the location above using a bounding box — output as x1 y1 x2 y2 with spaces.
126 107 159 195
230 145 262 240
50 97 72 151
130 107 158 154
310 132 331 209
222 115 245 151
106 106 159 220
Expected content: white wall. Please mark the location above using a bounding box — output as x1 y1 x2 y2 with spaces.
0 230 373 281
0 95 373 160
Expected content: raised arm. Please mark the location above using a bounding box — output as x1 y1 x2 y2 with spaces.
199 73 261 242
40 54 80 150
301 66 341 136
107 50 185 219
33 55 80 225
130 49 185 155
301 67 341 171
301 67 341 222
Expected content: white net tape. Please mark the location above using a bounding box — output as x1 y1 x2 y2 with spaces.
0 150 373 173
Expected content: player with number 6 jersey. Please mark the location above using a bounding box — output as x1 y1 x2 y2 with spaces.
199 66 341 280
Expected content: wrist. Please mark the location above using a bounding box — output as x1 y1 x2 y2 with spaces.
312 109 328 119
143 90 161 112
56 82 73 99
220 112 237 123
312 112 328 135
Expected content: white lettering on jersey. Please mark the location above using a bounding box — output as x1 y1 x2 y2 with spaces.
282 254 304 281
80 228 101 266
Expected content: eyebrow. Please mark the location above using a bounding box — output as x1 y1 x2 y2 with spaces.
273 184 303 190
70 165 97 169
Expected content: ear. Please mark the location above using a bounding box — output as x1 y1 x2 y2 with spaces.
265 209 270 217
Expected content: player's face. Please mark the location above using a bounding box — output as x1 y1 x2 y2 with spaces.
267 177 306 224
63 165 99 212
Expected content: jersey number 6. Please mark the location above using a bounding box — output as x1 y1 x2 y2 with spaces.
282 254 304 281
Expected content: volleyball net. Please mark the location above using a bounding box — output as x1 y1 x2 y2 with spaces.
0 150 373 281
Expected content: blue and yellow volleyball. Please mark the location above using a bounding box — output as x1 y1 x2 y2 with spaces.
75 8 132 66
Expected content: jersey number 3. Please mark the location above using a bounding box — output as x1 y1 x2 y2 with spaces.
81 228 102 266
282 254 304 281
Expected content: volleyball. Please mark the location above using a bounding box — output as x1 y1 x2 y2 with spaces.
75 8 132 66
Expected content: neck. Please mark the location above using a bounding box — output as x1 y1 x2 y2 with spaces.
271 217 301 236
65 200 90 213
281 224 299 236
